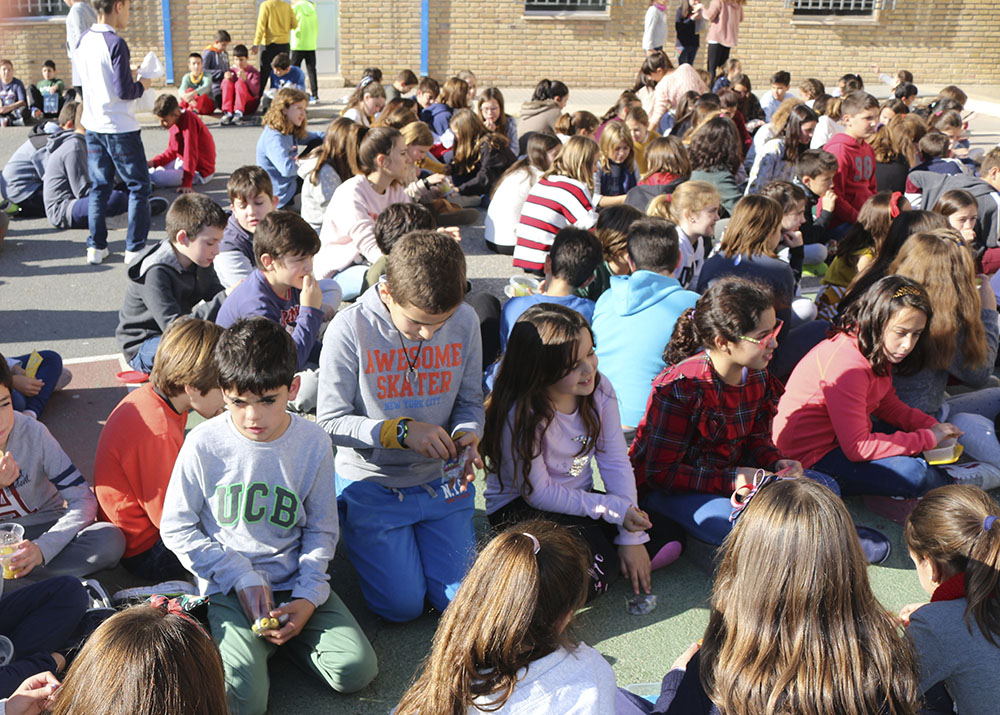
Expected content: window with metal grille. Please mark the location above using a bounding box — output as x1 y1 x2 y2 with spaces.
1 0 69 18
525 0 608 12
787 0 895 15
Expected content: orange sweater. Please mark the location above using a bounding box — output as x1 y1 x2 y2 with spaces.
94 384 187 557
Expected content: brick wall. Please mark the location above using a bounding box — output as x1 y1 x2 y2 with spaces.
0 0 257 89
339 0 1000 89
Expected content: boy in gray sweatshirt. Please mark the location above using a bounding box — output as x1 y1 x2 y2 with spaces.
318 230 484 623
0 359 124 584
160 318 377 715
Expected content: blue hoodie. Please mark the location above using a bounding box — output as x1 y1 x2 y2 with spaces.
419 102 454 140
592 271 699 428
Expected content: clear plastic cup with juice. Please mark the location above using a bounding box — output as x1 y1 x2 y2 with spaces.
0 523 25 579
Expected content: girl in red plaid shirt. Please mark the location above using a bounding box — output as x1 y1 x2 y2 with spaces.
630 276 839 545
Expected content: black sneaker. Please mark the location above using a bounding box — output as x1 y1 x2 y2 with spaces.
150 196 169 216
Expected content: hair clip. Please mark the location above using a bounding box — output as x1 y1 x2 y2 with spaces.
889 191 903 218
148 594 210 635
985 515 997 532
893 285 921 299
729 469 794 524
521 532 541 554
358 75 374 90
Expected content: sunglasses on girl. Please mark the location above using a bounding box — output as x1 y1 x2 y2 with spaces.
739 319 783 346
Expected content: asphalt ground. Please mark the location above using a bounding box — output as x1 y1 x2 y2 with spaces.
1 92 999 713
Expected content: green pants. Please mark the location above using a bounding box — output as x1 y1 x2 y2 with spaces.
208 589 378 715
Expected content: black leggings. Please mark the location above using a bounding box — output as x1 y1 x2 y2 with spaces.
489 497 685 601
706 43 731 86
290 49 318 98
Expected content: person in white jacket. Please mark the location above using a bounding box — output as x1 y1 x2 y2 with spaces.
64 0 97 92
642 1 668 53
395 521 650 715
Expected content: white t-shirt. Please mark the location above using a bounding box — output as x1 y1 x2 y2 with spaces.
485 166 541 249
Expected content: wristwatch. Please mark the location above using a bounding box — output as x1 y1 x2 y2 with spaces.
396 418 411 448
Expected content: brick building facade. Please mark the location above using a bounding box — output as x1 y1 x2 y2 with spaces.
1 0 998 91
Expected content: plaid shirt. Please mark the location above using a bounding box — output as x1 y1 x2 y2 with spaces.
630 353 784 495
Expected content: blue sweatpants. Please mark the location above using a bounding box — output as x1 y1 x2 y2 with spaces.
335 475 476 623
9 351 62 418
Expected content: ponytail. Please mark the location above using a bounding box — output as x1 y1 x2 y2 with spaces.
663 308 699 366
905 485 1000 645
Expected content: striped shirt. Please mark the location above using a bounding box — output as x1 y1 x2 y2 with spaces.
513 175 599 272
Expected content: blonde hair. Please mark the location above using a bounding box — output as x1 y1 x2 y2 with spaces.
667 180 721 222
646 193 672 218
544 135 599 191
401 120 434 147
641 135 691 180
262 87 310 139
149 318 223 397
598 121 635 172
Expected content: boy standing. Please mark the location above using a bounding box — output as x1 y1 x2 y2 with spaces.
149 94 217 193
116 194 228 373
215 166 279 289
593 218 699 435
0 360 125 583
499 226 601 350
177 53 214 116
161 318 378 714
75 0 153 265
217 211 324 371
318 231 484 623
94 317 223 582
823 90 879 226
289 0 319 103
0 60 32 127
220 45 261 126
252 0 297 76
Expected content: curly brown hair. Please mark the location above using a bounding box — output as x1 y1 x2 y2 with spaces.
687 116 742 175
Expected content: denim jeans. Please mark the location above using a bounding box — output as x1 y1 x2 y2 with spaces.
128 335 161 373
9 350 61 417
86 130 151 252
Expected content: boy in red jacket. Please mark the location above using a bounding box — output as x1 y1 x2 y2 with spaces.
823 91 879 226
148 94 217 194
94 317 224 582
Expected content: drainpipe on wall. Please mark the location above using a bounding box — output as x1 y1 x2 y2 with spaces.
420 0 429 77
161 0 174 84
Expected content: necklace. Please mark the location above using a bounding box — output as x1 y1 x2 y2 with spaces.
398 333 425 385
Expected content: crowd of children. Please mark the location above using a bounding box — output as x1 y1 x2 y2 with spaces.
5 0 1000 711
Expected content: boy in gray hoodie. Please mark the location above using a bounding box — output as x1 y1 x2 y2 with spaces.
161 318 377 715
42 100 127 229
318 230 484 623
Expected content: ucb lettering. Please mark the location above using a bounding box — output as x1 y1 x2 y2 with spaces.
215 483 300 529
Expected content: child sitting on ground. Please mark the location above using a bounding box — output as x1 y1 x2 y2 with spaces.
483 307 685 601
317 231 484 623
912 130 968 176
216 166 279 290
792 148 838 248
0 359 125 583
594 121 637 207
261 52 307 114
759 70 793 123
94 318 223 582
0 59 32 127
593 217 700 435
161 318 378 713
583 204 642 302
624 106 660 175
201 29 231 109
178 53 214 116
219 45 261 126
384 69 418 102
255 87 322 210
149 94 217 193
363 202 436 291
659 179 721 289
116 194 228 373
28 60 65 119
4 348 71 421
397 522 650 714
500 226 602 351
900 485 1000 714
823 90 880 225
342 79 386 128
43 101 128 229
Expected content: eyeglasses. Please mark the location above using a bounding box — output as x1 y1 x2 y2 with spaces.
739 319 783 346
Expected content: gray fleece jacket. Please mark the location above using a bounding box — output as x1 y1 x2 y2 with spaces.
893 308 1000 415
908 170 1000 248
115 239 226 360
317 283 484 489
42 130 88 228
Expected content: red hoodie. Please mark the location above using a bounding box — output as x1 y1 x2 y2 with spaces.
823 132 877 225
150 110 217 188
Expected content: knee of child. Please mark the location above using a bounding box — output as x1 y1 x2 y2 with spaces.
374 592 427 624
225 662 271 715
318 644 379 694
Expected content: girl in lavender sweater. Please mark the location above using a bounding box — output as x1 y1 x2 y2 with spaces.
481 303 684 601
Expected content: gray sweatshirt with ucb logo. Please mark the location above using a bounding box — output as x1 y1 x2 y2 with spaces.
317 284 484 489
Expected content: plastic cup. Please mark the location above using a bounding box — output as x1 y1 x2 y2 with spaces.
236 571 276 636
0 523 25 580
508 275 540 297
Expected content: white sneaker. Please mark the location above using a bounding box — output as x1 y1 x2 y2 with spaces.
55 368 72 391
123 249 142 265
86 246 110 264
942 461 1000 491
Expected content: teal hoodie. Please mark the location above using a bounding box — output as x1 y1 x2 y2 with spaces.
592 271 699 428
290 0 318 51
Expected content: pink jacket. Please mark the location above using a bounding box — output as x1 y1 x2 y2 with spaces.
773 332 938 467
314 175 409 278
704 0 743 47
648 64 708 130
